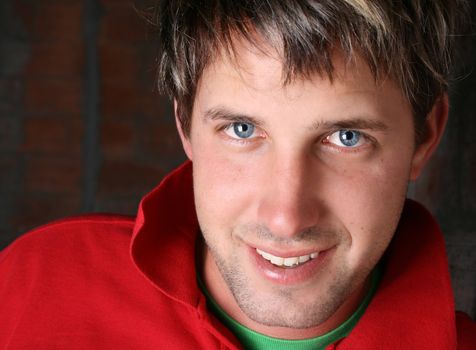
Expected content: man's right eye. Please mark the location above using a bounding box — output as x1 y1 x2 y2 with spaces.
224 122 257 139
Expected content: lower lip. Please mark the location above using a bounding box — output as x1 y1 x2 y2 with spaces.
250 247 334 285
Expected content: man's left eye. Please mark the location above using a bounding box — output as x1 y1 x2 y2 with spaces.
224 122 256 139
325 130 364 148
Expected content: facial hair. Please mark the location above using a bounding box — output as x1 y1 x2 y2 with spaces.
202 224 372 329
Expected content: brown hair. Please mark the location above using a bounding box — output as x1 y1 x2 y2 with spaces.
152 0 467 140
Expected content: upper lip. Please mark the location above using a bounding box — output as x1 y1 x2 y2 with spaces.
250 244 332 258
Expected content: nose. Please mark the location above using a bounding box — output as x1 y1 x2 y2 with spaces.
256 153 323 240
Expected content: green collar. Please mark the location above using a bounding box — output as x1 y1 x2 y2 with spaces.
197 266 381 350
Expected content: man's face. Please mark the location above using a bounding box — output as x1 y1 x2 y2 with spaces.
180 43 426 330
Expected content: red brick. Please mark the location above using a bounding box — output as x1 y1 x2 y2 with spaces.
10 193 81 233
140 90 167 117
100 80 140 117
100 3 146 43
139 121 183 157
21 116 83 154
101 80 165 118
101 0 139 4
32 2 83 43
137 45 157 78
14 1 36 35
99 43 140 81
25 78 81 115
95 194 141 215
100 118 136 157
23 155 82 194
98 160 165 196
25 43 84 77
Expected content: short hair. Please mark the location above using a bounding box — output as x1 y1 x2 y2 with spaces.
152 0 467 141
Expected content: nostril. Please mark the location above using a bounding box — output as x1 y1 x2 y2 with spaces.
256 198 321 239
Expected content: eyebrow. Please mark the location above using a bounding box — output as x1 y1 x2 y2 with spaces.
204 106 389 132
203 107 265 127
310 119 389 132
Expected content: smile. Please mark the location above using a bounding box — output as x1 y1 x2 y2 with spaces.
256 248 319 268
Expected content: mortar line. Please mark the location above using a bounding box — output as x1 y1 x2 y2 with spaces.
81 0 101 212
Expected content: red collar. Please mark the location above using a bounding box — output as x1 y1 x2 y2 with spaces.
131 162 457 349
130 161 200 307
336 200 457 349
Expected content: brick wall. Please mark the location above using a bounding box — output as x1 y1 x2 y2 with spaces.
0 0 475 318
1 0 85 246
96 0 185 213
0 0 185 248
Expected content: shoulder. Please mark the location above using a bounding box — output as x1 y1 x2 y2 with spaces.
0 214 136 279
1 214 135 257
0 215 211 348
456 311 476 349
7 213 135 241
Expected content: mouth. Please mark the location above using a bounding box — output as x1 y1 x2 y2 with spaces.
250 245 335 284
256 248 319 268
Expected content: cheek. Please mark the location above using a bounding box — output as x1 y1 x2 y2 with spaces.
326 153 412 266
191 139 261 236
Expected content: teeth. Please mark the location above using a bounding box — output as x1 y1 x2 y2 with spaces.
270 256 284 265
256 248 319 268
283 257 299 267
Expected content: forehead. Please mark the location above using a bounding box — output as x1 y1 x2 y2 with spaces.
196 39 402 110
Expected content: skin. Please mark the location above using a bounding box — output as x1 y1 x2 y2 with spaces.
177 41 448 339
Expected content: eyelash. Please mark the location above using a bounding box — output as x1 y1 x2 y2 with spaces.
218 123 262 145
218 122 375 152
321 131 375 153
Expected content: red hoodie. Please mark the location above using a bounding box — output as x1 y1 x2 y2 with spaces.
1 162 475 349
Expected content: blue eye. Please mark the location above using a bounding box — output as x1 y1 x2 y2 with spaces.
231 122 255 139
339 130 361 147
326 129 364 148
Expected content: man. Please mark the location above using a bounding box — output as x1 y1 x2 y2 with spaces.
1 0 475 349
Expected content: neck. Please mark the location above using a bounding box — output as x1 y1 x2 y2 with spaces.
201 245 371 340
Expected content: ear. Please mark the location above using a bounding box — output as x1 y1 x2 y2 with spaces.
410 94 449 180
174 100 193 160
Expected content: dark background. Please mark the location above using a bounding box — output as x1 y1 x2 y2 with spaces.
1 0 475 318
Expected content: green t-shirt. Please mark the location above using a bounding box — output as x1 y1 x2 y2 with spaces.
197 267 380 350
